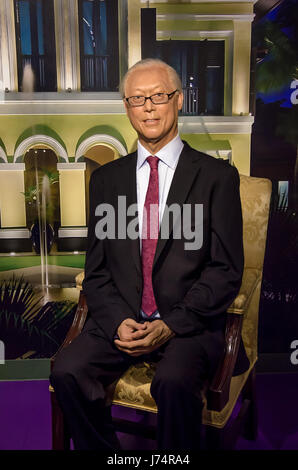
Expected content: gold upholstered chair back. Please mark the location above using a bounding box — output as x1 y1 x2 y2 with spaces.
237 175 272 366
240 175 272 271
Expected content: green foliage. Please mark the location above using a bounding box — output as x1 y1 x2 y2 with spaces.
256 21 298 93
21 170 59 223
0 276 76 359
21 185 38 204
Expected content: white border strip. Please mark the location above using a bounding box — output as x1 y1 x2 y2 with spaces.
141 0 256 3
0 163 25 170
0 228 30 239
57 163 86 170
157 14 255 22
0 99 125 115
58 227 88 238
157 30 233 39
178 116 254 134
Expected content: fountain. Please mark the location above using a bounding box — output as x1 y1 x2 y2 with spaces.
41 173 50 290
33 154 52 298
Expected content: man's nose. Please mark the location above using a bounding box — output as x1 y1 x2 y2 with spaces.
143 97 155 111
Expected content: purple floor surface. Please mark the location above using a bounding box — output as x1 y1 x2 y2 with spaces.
0 373 297 450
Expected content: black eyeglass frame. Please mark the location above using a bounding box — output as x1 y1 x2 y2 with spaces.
125 89 179 107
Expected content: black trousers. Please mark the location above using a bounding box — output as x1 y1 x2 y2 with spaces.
49 315 225 450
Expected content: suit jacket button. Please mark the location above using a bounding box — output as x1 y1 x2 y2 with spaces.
136 286 140 293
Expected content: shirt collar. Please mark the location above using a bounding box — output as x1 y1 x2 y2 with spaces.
137 134 184 170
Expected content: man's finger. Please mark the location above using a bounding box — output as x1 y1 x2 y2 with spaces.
124 319 147 330
114 344 153 356
130 328 150 340
114 338 148 349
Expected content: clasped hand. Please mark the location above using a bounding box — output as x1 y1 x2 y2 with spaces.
114 318 175 357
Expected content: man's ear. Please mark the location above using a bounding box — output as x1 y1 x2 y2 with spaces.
123 98 129 115
177 91 183 111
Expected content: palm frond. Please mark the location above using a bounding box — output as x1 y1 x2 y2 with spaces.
256 20 298 93
0 276 76 358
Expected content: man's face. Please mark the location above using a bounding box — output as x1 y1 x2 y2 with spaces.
124 66 183 152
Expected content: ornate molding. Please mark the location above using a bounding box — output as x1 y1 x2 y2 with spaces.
14 135 68 162
75 134 128 161
0 146 8 163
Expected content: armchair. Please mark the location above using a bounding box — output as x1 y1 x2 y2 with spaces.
50 174 272 449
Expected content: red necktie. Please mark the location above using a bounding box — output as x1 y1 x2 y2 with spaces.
141 156 159 316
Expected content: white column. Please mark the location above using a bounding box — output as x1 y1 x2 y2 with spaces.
232 20 252 116
54 0 80 91
0 0 18 92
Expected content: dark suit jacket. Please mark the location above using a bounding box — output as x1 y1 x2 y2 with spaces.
83 141 249 375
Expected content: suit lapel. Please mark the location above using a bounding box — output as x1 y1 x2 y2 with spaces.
122 152 142 276
153 143 202 267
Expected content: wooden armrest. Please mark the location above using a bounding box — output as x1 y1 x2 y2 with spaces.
227 270 262 315
206 313 243 412
50 291 88 368
227 294 247 314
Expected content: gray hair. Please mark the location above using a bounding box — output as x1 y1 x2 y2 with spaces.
119 58 182 97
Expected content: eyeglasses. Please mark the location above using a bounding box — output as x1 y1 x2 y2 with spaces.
125 90 178 107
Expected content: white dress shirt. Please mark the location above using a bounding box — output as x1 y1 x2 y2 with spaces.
137 134 184 320
137 134 184 240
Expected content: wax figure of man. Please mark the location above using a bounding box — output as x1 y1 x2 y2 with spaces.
50 59 249 450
